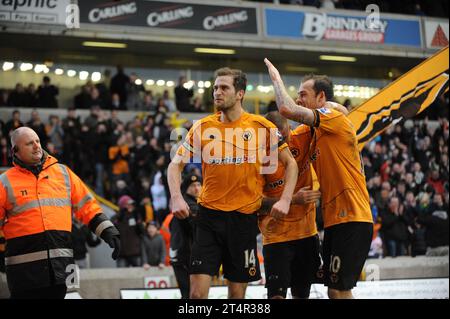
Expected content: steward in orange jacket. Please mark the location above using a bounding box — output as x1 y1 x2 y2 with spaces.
0 127 120 299
0 229 5 273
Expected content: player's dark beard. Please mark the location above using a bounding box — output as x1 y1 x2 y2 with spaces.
215 97 236 111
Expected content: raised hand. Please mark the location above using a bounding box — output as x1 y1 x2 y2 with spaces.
264 58 282 84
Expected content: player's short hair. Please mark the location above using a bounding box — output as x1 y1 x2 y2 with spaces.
214 67 247 93
302 74 334 100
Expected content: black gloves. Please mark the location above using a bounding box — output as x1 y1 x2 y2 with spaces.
88 213 121 260
100 226 121 260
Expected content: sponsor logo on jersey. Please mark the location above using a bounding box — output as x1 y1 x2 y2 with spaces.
317 107 332 115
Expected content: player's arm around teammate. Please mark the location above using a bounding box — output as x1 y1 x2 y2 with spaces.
270 146 298 219
260 186 321 216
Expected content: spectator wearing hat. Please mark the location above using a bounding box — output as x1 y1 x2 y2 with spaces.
169 173 202 299
113 195 144 267
141 221 166 269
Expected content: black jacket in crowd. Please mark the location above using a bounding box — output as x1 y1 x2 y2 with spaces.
169 193 198 266
71 222 101 260
380 210 410 242
37 84 59 108
174 85 193 112
112 209 144 258
417 211 449 248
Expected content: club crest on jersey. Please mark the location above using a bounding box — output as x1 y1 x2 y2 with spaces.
290 148 299 158
309 148 320 161
318 107 331 115
330 273 339 283
242 131 253 141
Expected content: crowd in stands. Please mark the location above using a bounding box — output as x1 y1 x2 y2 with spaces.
0 71 199 267
251 0 448 18
362 98 449 258
0 72 448 266
2 76 59 109
0 67 209 113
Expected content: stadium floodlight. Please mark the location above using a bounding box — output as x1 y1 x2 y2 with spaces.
54 68 64 75
257 85 271 93
198 88 205 94
197 81 204 88
2 62 14 71
79 71 89 81
204 81 211 88
135 79 142 85
183 81 194 89
146 79 155 86
194 48 235 55
156 80 165 86
34 64 47 73
82 41 127 48
166 81 175 87
20 63 33 71
91 72 101 81
67 70 77 77
319 55 356 62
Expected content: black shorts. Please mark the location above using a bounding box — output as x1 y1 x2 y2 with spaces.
190 205 261 283
263 235 322 298
322 222 373 291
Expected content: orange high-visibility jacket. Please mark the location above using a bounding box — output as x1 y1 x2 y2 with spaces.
0 155 114 292
0 229 4 253
0 229 4 273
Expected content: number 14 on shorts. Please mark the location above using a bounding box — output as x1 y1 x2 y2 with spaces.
244 249 256 268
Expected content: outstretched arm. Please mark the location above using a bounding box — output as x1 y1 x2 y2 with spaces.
264 58 315 126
